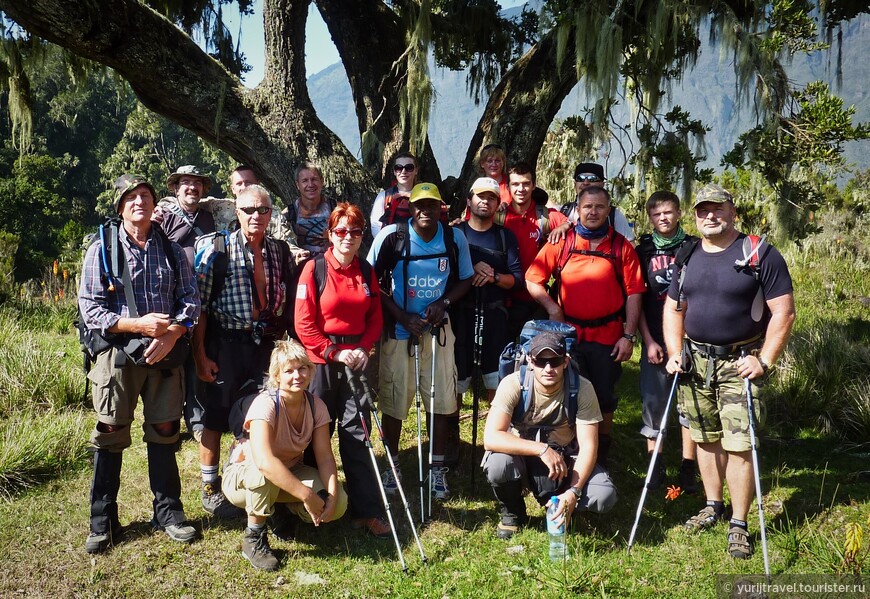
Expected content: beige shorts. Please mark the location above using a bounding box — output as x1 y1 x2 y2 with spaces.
378 324 458 419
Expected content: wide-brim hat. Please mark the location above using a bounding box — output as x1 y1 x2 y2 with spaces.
409 182 444 204
692 184 733 209
166 165 212 194
113 174 157 213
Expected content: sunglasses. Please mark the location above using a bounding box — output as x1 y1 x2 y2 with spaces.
332 227 364 239
394 163 416 173
575 174 604 183
482 143 504 152
530 355 566 368
237 206 272 215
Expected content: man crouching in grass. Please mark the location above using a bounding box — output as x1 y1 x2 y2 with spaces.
222 339 348 571
481 332 617 540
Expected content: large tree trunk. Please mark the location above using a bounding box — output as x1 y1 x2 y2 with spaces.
0 0 377 207
315 0 441 187
455 29 579 199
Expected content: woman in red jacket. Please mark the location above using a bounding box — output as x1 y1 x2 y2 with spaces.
293 202 390 538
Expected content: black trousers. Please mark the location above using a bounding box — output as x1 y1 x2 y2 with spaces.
307 363 384 520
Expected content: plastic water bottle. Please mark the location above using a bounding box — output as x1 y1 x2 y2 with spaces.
546 496 568 561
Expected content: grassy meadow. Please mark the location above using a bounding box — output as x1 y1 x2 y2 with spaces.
0 215 868 598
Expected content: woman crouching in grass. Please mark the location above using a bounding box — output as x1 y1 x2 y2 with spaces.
222 339 348 571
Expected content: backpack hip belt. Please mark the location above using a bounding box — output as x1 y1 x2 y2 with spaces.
565 309 622 329
686 334 763 360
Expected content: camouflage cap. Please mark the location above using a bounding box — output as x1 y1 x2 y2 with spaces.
693 184 733 209
409 182 444 204
113 174 157 213
166 165 213 194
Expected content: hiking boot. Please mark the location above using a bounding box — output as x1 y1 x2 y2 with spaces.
728 525 753 559
496 513 526 540
242 527 280 571
684 505 726 532
678 460 700 495
85 522 124 554
202 478 244 519
645 454 667 490
431 466 449 500
352 516 393 540
162 522 198 543
381 466 402 496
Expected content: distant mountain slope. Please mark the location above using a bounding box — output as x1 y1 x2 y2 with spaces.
309 13 869 179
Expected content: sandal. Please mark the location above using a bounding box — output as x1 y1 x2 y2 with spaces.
728 525 753 559
684 505 725 532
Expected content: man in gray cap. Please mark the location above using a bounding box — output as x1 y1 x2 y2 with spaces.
663 183 795 559
155 166 218 450
481 331 617 540
79 174 201 553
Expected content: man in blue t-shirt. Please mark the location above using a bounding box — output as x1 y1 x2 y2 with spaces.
368 183 474 501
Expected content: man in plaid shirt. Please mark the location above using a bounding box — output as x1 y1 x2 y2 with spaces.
192 184 294 517
79 174 200 554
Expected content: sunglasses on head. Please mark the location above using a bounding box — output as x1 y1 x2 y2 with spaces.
237 206 272 215
575 174 603 183
530 355 566 368
394 163 416 173
482 143 504 152
332 227 364 239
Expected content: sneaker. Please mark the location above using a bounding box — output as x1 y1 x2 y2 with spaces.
431 465 449 500
728 525 753 559
684 505 726 532
85 522 123 554
645 454 667 490
162 522 197 543
202 478 245 519
242 527 280 571
381 466 401 496
678 460 700 495
352 516 393 540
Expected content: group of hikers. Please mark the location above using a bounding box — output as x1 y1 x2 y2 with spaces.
77 146 795 573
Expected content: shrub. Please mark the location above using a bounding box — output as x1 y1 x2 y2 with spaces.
0 408 90 499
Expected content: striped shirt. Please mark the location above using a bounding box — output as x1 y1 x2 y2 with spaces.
78 225 200 335
197 230 289 331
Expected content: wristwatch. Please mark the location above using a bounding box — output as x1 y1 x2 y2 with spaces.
568 486 583 501
493 272 501 284
442 297 451 308
622 332 637 343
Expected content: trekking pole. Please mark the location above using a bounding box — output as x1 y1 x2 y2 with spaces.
428 324 439 519
352 369 427 563
343 366 407 571
470 290 483 490
410 334 426 524
627 372 680 554
741 350 771 580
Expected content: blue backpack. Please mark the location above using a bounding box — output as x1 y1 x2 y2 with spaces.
498 320 582 427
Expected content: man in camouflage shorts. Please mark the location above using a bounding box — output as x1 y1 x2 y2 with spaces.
663 184 795 560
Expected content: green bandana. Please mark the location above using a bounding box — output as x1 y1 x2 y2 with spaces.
652 225 686 250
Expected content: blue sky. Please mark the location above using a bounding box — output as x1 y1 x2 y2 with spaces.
221 0 528 86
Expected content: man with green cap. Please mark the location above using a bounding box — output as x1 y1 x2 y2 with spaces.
663 183 795 560
78 174 201 553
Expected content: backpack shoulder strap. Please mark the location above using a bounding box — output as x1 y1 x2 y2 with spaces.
674 236 701 311
565 362 580 424
313 253 328 296
511 366 534 422
442 221 459 276
164 201 206 238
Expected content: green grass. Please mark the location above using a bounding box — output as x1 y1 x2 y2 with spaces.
1 211 869 597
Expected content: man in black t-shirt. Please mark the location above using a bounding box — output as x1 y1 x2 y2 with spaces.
636 191 698 492
663 184 795 560
448 177 523 465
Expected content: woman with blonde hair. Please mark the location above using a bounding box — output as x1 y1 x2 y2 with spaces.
222 339 348 571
